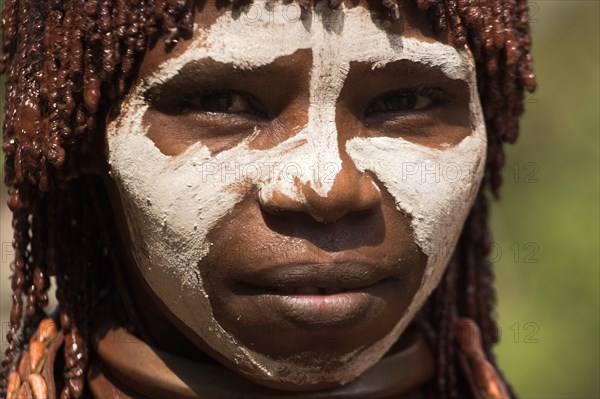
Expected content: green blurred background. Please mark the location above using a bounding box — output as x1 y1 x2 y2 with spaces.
492 1 600 398
0 1 598 398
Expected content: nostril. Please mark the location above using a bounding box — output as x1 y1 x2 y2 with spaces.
258 185 309 216
257 168 382 223
302 179 381 223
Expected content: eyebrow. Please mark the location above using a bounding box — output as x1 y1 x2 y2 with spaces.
144 59 261 95
350 37 474 82
146 42 472 95
140 21 474 103
347 58 471 86
143 53 311 99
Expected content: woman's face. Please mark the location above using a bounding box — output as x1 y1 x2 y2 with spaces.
105 0 485 390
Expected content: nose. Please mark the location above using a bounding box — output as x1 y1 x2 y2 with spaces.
259 159 382 223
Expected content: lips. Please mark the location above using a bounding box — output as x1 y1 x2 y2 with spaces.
229 262 399 327
235 261 394 294
271 286 349 295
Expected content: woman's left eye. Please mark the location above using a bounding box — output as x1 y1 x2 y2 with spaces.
365 88 444 116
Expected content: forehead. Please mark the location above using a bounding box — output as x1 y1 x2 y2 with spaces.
191 0 443 38
139 0 457 78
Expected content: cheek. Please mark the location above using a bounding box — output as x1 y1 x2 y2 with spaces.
346 128 485 338
106 91 258 349
346 130 486 266
108 140 257 291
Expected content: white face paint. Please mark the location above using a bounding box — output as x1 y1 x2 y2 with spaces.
107 0 486 387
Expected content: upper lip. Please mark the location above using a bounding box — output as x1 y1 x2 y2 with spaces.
238 261 393 289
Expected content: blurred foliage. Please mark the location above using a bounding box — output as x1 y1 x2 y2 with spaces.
0 0 598 398
492 1 599 398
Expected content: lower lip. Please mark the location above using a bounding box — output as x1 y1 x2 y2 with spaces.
250 279 395 327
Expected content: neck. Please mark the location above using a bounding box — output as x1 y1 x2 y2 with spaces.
89 315 434 399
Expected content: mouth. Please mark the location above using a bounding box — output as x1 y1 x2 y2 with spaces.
263 286 356 295
236 261 393 291
232 262 399 327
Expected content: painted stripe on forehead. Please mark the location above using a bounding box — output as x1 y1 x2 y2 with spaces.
142 1 473 91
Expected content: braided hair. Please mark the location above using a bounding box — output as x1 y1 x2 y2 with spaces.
0 1 535 398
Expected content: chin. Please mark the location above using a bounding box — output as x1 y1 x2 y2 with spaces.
203 298 416 392
232 331 403 391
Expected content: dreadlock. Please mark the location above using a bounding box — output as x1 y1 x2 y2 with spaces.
0 0 535 398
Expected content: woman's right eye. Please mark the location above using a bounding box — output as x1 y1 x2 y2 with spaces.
179 91 255 115
147 87 269 120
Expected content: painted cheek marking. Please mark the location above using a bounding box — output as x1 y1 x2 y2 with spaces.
107 0 484 387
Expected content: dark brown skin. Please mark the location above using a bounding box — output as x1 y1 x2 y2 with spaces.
100 0 475 392
0 0 537 396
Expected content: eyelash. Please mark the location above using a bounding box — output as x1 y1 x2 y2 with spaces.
363 87 448 118
148 86 448 121
178 90 267 118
